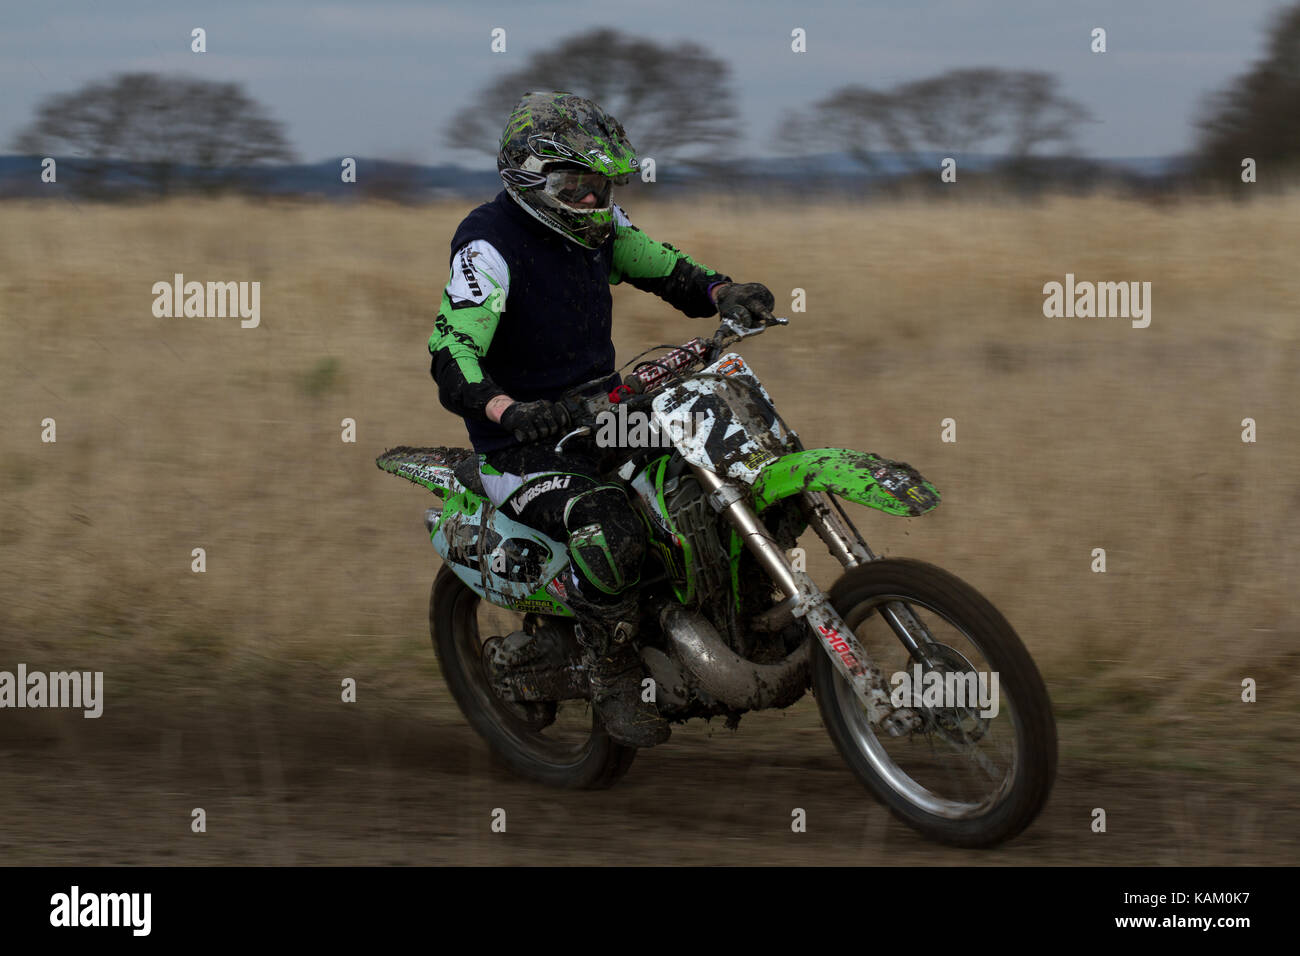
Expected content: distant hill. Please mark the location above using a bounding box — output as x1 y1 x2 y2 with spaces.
0 155 501 200
0 152 1189 200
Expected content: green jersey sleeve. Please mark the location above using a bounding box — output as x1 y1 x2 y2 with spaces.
608 205 730 318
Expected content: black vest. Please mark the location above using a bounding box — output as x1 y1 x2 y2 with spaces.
450 191 620 453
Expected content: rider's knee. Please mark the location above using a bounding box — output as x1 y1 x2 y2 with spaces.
563 485 645 595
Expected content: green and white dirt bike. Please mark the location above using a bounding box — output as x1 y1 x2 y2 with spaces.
378 315 1057 847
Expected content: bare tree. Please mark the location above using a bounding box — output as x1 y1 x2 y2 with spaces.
898 69 1017 155
783 69 1092 176
1001 72 1087 158
14 72 295 195
791 86 911 174
446 28 739 168
1195 2 1300 181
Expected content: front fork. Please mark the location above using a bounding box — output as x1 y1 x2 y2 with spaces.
800 490 935 661
692 466 922 734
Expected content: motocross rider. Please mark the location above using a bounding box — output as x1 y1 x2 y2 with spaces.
428 91 776 747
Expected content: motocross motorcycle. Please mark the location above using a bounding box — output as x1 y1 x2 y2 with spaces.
377 316 1057 847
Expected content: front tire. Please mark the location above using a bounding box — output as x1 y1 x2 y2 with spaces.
811 558 1057 847
430 566 636 789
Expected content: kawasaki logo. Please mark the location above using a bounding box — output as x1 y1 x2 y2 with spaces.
510 476 571 515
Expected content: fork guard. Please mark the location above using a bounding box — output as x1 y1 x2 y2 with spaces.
751 448 940 517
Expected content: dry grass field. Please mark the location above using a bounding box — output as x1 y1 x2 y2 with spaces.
0 193 1297 864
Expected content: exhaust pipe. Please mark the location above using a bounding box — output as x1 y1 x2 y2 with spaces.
658 604 808 710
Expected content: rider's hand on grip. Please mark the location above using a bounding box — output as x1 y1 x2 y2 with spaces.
716 282 776 329
499 399 571 443
558 394 588 424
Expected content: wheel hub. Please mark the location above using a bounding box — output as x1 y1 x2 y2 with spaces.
909 642 991 745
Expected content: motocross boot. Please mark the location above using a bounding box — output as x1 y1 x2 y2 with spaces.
572 600 671 748
483 623 587 707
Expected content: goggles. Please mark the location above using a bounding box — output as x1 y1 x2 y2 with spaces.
544 169 613 209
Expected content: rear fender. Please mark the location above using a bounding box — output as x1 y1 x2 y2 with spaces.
375 445 471 498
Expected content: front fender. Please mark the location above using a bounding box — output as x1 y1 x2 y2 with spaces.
751 448 940 517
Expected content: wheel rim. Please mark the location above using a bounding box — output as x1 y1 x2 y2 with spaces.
831 594 1021 820
448 581 605 767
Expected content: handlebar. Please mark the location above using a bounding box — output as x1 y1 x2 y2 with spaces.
714 313 789 350
553 315 788 453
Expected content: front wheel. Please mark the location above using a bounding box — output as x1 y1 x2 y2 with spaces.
811 558 1057 847
430 566 636 789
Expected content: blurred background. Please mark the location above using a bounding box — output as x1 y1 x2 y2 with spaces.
0 0 1296 865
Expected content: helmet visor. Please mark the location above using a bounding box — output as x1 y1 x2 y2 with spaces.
544 169 613 209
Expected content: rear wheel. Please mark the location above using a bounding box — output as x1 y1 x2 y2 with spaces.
430 566 636 789
811 558 1057 847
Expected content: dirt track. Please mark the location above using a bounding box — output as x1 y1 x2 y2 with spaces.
2 678 1291 866
2 197 1297 866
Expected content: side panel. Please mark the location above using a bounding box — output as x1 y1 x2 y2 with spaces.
752 448 940 517
432 493 574 616
628 456 693 603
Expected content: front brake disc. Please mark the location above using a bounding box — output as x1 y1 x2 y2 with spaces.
908 642 991 746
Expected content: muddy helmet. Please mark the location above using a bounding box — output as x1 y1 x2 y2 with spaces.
497 91 638 249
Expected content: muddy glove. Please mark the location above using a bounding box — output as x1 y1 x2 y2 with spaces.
499 399 571 443
715 282 776 329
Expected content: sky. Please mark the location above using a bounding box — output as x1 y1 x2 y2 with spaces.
0 0 1290 166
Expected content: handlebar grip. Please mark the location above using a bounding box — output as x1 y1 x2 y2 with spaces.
558 394 586 426
619 391 656 414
